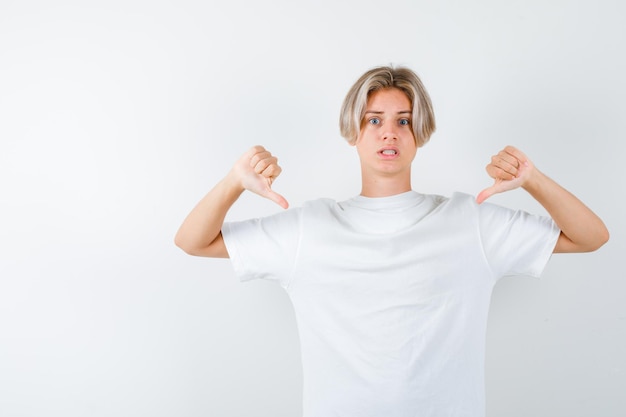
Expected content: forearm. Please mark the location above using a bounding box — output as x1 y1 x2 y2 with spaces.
523 170 609 253
175 146 288 257
174 173 244 257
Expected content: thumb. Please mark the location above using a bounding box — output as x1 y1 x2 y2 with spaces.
476 185 498 204
263 188 289 209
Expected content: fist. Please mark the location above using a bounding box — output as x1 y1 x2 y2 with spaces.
476 146 534 204
232 145 289 209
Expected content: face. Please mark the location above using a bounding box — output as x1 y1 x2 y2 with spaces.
353 87 417 180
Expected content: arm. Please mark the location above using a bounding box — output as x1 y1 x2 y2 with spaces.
174 145 288 258
476 146 609 253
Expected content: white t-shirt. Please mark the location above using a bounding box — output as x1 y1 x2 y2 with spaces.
222 191 560 417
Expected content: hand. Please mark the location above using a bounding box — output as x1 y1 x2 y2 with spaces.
230 145 289 209
476 146 535 204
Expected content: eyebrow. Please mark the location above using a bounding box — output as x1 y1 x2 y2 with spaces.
364 110 412 115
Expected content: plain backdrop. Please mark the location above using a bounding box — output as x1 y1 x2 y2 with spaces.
1 0 624 416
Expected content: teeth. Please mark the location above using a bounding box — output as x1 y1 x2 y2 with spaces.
382 149 397 155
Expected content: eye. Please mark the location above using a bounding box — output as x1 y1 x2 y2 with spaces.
368 117 381 125
399 118 410 126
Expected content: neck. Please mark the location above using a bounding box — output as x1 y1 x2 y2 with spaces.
360 173 412 197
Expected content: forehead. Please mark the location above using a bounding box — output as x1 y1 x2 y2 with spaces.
366 87 411 111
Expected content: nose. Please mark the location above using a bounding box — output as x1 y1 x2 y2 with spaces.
382 128 398 141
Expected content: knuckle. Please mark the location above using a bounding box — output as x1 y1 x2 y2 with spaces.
268 163 280 174
256 160 269 173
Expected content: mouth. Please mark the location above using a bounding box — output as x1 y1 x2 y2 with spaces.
378 148 399 158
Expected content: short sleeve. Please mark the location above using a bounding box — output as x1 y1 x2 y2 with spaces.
221 208 302 288
477 202 560 279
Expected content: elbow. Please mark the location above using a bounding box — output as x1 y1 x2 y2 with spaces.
557 224 609 253
174 233 226 258
596 225 610 250
174 233 195 255
174 235 187 253
583 225 610 252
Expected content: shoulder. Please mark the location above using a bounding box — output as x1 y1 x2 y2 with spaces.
447 191 478 206
420 192 476 215
442 192 511 215
419 192 521 227
301 198 344 220
302 197 338 209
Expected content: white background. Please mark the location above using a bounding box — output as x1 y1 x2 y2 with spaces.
1 0 624 416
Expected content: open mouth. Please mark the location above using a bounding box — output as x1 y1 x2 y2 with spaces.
380 149 398 156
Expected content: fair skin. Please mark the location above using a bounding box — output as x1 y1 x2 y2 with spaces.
353 87 417 197
174 87 608 257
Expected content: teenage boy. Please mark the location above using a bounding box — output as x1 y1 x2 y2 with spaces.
175 66 608 417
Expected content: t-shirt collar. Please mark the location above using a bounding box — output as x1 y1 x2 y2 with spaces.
346 191 425 210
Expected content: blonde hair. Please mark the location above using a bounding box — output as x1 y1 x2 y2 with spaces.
339 65 436 147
